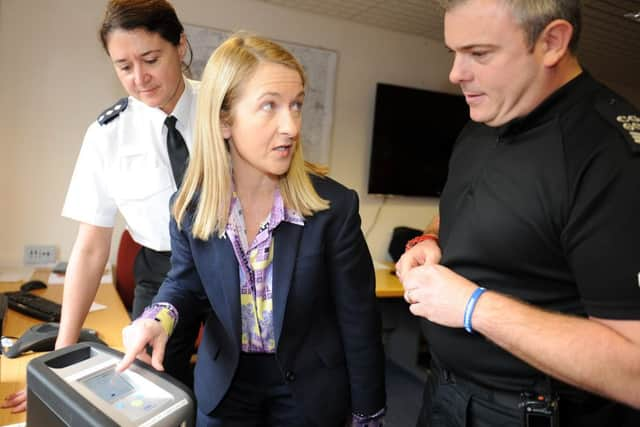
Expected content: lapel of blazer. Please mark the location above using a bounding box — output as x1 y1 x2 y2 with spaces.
206 235 242 347
272 221 303 346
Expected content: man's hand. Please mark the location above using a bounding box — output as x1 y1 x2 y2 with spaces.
401 264 479 328
395 238 442 280
116 318 168 373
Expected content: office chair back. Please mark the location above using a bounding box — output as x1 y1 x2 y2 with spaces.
388 226 423 262
115 229 142 313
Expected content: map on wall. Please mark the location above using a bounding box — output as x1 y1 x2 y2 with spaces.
184 24 337 166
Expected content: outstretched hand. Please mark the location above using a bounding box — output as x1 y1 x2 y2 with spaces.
116 318 168 373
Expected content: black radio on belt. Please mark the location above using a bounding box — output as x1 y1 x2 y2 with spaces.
520 392 559 427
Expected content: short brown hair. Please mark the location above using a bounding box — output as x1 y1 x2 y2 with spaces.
99 0 184 51
437 0 581 53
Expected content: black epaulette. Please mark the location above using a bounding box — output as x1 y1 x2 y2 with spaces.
595 95 640 154
97 97 129 126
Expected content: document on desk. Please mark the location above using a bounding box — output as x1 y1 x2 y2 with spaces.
89 302 107 312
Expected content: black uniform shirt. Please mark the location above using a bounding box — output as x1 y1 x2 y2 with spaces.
432 72 640 392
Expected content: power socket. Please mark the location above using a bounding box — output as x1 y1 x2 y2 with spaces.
24 245 57 265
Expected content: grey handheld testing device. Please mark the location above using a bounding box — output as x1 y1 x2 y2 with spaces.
27 342 194 427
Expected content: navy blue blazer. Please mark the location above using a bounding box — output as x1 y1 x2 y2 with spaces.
156 176 386 425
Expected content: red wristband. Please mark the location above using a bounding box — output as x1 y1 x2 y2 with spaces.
405 234 439 251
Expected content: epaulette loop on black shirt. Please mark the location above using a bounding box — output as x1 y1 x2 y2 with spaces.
595 96 640 154
97 97 129 126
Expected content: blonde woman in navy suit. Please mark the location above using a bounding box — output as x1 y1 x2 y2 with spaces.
118 33 386 426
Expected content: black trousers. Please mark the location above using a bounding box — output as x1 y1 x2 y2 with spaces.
197 353 307 427
417 358 640 427
133 247 204 389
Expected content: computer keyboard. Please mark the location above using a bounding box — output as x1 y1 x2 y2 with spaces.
5 291 61 322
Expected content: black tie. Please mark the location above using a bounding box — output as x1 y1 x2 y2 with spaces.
165 115 189 188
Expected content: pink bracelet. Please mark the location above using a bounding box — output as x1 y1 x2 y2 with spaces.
405 234 439 251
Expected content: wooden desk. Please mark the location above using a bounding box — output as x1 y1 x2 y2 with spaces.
375 265 404 298
0 269 130 426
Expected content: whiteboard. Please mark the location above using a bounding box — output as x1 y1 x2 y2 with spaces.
184 25 337 166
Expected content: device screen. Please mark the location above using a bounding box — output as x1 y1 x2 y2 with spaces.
81 370 134 403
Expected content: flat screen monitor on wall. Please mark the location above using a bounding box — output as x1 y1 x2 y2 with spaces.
367 83 469 197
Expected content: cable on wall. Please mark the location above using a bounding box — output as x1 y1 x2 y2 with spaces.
364 195 389 239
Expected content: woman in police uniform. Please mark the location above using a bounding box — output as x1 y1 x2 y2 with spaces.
2 0 200 413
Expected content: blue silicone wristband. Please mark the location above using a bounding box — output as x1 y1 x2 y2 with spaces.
463 287 486 333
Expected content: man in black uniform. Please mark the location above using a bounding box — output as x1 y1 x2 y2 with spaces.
396 0 640 426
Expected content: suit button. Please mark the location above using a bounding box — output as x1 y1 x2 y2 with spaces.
285 370 296 382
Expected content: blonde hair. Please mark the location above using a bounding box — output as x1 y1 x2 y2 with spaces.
173 32 329 240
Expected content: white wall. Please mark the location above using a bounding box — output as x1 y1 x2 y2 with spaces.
1 0 125 267
1 0 638 267
1 0 454 266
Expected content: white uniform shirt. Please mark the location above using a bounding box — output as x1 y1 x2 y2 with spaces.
62 78 199 251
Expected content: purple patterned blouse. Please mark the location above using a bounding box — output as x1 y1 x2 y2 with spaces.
225 187 304 353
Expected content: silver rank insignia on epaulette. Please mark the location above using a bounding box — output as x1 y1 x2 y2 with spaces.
97 97 129 126
616 115 640 144
595 96 640 154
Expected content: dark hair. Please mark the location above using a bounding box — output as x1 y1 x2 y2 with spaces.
99 0 192 67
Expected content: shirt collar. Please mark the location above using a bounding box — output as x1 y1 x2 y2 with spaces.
228 186 305 234
128 76 195 132
496 71 596 138
169 77 196 127
269 187 305 230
